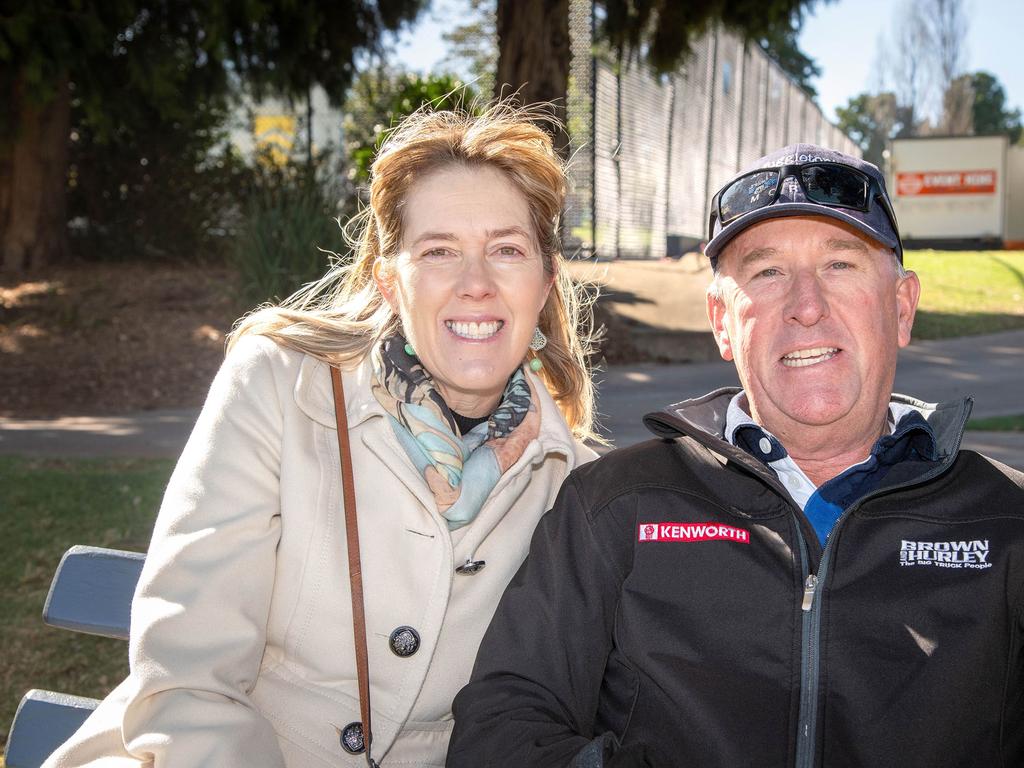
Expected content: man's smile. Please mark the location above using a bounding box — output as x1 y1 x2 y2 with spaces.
780 346 840 368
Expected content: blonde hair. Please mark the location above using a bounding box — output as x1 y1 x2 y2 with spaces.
229 103 599 441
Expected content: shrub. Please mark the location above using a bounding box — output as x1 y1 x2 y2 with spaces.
229 157 351 306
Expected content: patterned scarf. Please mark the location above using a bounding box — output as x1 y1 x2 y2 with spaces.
371 334 541 530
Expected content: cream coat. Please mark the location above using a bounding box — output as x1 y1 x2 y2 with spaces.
44 335 594 768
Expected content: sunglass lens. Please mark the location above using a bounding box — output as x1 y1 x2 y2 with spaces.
719 170 779 223
801 165 868 208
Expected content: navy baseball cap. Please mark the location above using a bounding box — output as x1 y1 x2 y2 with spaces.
704 144 902 267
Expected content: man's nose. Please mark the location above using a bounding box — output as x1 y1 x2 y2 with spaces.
785 270 829 326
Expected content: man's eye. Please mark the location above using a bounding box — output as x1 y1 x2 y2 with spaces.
496 245 524 258
756 267 780 278
830 261 852 270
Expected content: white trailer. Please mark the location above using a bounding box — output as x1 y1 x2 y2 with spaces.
888 135 1008 245
1006 144 1024 248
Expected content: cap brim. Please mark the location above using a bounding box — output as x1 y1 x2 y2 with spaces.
704 203 901 263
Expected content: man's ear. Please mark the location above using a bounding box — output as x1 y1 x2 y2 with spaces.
895 269 921 349
372 258 399 313
706 289 734 362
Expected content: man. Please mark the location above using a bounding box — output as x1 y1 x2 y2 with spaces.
447 145 1024 767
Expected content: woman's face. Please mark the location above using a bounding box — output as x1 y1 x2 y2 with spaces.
375 164 552 417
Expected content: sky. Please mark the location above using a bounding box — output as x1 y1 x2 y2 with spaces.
394 0 1024 124
800 0 1024 121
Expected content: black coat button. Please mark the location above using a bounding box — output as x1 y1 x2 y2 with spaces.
340 721 365 754
455 559 486 575
389 625 420 657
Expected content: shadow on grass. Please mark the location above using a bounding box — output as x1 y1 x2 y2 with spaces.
595 286 656 306
591 297 719 364
990 255 1024 291
912 310 1024 340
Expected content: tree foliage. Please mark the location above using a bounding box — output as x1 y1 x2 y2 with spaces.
486 0 825 157
56 4 240 262
835 92 906 167
1 2 137 136
969 71 1022 144
594 0 828 76
2 1 428 128
0 0 427 269
439 0 497 98
343 68 478 185
755 18 821 98
838 70 1022 166
876 0 970 134
929 0 968 93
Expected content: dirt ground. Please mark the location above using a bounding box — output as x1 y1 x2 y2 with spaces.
1 263 244 418
1 258 717 419
568 254 719 364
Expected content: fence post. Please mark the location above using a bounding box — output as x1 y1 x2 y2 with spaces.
782 81 792 144
701 25 720 231
589 0 597 257
761 65 771 156
735 41 748 171
614 63 623 259
664 76 677 257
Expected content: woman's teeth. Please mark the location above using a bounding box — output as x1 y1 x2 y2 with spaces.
781 347 838 367
446 320 503 340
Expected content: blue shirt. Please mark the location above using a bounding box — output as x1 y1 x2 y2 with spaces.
724 394 938 546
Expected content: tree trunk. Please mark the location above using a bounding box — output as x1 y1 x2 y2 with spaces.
495 0 571 154
1 73 71 272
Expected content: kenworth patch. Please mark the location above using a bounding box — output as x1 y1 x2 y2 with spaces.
638 522 750 544
899 539 992 569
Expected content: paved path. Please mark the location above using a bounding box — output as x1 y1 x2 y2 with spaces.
2 330 1023 469
596 329 1024 467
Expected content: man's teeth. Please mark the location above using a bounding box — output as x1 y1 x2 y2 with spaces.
446 320 503 339
781 347 838 367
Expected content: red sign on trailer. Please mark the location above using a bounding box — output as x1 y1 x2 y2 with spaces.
896 170 997 196
889 136 1009 241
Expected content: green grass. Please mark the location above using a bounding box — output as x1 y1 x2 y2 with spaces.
0 457 173 751
967 414 1024 432
908 250 1024 339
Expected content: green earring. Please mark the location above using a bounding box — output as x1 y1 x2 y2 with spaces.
404 343 415 356
529 357 543 372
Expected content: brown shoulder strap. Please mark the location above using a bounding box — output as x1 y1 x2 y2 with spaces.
330 366 378 767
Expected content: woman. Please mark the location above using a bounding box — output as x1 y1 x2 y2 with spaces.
45 104 598 767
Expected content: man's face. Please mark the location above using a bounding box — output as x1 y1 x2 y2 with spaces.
706 216 920 447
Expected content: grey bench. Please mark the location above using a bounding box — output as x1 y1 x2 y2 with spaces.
5 546 144 768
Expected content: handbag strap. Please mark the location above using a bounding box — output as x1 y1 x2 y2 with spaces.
330 366 379 768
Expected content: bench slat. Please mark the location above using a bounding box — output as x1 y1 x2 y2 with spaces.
4 689 99 768
42 545 145 641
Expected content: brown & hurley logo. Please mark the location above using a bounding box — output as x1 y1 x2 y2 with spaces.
899 539 992 569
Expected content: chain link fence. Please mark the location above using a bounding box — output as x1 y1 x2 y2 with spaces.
565 4 861 260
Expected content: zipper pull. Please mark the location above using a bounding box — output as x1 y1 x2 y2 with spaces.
801 574 818 611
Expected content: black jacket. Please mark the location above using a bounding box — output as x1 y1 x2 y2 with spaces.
448 389 1024 768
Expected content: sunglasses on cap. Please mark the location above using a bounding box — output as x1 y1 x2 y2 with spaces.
708 162 899 241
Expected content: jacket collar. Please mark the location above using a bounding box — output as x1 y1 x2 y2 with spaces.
293 352 385 430
293 352 578 459
643 387 973 475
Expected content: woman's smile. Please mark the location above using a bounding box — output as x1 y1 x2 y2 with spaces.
446 319 505 341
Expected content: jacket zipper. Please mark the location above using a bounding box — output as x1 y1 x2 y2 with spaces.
647 395 973 767
791 433 965 768
795 525 825 768
794 530 815 768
